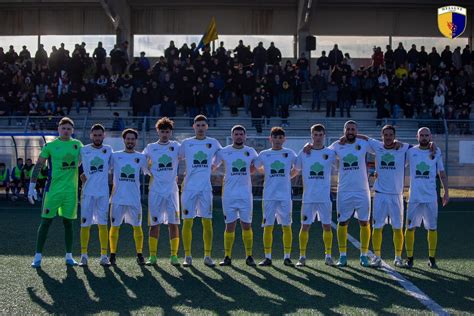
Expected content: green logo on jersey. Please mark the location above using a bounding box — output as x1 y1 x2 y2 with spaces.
193 151 208 166
310 162 324 177
61 153 76 169
90 156 104 173
343 154 359 169
415 162 430 177
231 159 247 175
381 153 395 168
120 164 135 181
232 159 247 173
270 160 285 177
158 154 173 169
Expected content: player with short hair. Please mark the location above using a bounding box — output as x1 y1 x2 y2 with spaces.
213 125 258 266
0 162 11 200
78 124 113 267
109 128 150 266
364 125 409 268
329 121 373 267
29 117 83 268
143 117 181 266
10 157 24 200
254 127 297 267
294 124 336 267
404 127 449 269
179 115 222 267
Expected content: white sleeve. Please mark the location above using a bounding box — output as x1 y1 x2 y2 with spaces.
328 141 338 151
253 154 263 168
141 158 151 176
367 138 382 153
436 150 445 172
294 151 303 171
213 150 223 168
178 141 186 160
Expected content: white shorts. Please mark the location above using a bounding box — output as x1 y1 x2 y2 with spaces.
181 190 213 219
222 196 253 224
110 204 142 227
262 200 292 227
406 202 438 230
373 193 404 229
148 191 180 225
301 202 332 225
336 191 371 222
80 195 109 227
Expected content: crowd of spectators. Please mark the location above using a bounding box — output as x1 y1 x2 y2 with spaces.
0 39 472 133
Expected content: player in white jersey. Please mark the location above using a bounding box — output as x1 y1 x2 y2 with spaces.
213 125 258 267
109 129 150 266
329 121 373 267
254 127 297 267
78 124 113 267
294 124 336 267
179 115 222 267
363 125 410 268
404 127 449 269
143 117 181 266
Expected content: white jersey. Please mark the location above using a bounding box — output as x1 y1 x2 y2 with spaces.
369 138 409 195
295 147 336 203
254 148 297 201
407 146 444 203
214 145 258 200
143 141 181 194
80 144 112 197
329 139 372 193
179 137 222 192
110 151 149 206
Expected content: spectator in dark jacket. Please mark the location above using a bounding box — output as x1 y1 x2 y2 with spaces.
267 42 282 66
326 80 339 117
328 44 344 67
311 69 327 111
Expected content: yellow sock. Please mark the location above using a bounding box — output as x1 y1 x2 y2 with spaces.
109 226 120 254
360 224 371 254
149 236 158 257
372 228 383 257
241 229 253 257
170 237 179 256
98 224 108 256
263 226 274 255
133 226 144 254
323 229 333 256
393 228 403 257
202 218 213 257
337 224 348 254
428 230 438 257
282 226 292 256
224 231 235 257
80 226 90 255
299 230 309 257
182 219 193 257
405 229 415 258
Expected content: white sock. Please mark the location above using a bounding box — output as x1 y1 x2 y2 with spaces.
100 254 108 259
299 256 306 260
34 253 42 261
81 254 88 259
284 254 290 259
340 252 347 257
395 255 402 260
361 252 368 257
265 254 272 260
325 254 331 259
65 253 73 260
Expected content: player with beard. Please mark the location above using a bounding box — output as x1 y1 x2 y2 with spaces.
328 121 373 267
404 127 449 269
78 124 113 267
213 125 258 266
109 129 150 266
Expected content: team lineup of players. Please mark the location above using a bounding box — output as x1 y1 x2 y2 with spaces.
27 115 449 270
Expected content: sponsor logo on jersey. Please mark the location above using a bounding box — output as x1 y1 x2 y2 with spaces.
231 159 247 175
119 164 136 181
90 156 104 174
157 154 173 171
192 151 208 168
61 153 77 170
342 153 359 170
270 160 285 177
415 161 430 178
380 153 396 170
309 162 324 179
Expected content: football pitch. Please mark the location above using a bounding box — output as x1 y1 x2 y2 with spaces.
0 199 473 315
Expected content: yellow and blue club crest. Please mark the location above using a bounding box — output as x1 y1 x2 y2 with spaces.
438 6 467 39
